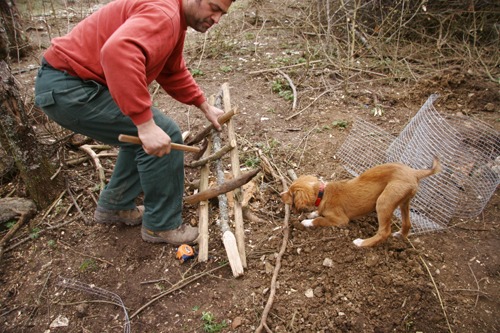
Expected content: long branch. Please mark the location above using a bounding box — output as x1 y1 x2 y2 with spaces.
184 168 261 205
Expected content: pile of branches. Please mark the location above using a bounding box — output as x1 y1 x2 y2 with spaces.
320 1 500 43
304 0 500 78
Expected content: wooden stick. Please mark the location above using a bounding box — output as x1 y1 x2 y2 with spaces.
222 82 247 268
118 134 201 153
186 139 236 168
277 69 297 111
211 92 243 277
0 212 30 265
197 139 212 262
79 144 106 191
185 108 238 145
183 168 260 205
256 166 294 333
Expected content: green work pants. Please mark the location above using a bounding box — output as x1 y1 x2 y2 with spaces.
34 60 184 231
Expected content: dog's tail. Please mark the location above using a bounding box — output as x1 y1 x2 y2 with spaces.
415 157 442 180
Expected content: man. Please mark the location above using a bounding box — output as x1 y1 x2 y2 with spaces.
34 0 235 245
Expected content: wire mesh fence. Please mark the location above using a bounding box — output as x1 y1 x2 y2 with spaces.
337 94 499 234
58 276 130 333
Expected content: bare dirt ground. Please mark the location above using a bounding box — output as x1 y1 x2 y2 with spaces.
1 0 499 332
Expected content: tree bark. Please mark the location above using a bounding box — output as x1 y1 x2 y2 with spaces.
0 60 63 208
0 0 31 61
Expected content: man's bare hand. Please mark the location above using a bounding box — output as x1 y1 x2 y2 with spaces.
137 119 171 157
199 101 224 131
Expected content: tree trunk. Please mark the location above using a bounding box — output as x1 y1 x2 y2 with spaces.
0 0 31 61
0 60 63 208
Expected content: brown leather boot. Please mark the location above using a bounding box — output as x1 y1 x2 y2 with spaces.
94 205 144 226
141 224 199 245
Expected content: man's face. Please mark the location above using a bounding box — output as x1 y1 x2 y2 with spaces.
184 0 233 33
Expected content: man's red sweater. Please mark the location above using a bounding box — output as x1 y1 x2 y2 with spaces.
43 0 205 126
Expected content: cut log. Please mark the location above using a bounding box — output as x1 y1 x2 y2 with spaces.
184 168 260 205
221 82 247 268
197 139 212 262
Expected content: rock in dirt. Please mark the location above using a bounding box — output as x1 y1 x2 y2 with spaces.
484 102 495 112
305 288 314 298
231 316 243 329
0 197 37 224
323 257 333 267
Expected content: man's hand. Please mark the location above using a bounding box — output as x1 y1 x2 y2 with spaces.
199 101 224 131
137 119 171 157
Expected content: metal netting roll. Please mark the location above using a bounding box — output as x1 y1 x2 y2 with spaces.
337 94 499 234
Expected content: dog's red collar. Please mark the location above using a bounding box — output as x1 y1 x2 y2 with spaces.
314 182 325 207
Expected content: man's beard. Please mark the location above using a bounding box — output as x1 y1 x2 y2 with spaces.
193 19 213 33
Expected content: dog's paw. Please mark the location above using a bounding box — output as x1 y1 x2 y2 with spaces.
306 211 319 219
352 238 364 247
392 231 402 238
301 219 314 227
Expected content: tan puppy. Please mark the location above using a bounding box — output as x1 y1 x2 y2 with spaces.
281 158 442 247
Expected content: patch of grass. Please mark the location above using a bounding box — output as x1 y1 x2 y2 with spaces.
201 311 227 333
256 138 280 155
331 120 349 129
79 259 98 272
6 221 16 229
29 227 41 239
244 156 260 168
271 79 293 101
219 65 232 73
190 68 204 77
316 120 349 133
317 125 331 132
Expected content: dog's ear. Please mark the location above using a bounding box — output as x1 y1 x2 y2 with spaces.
280 191 293 205
292 188 311 209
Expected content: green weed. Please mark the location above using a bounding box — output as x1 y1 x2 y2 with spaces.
190 68 204 77
79 259 97 272
201 311 227 333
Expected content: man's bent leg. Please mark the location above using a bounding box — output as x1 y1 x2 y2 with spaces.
138 109 184 231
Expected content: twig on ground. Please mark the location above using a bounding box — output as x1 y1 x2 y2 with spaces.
255 158 292 333
66 181 89 225
286 88 335 120
468 262 481 308
285 126 317 168
248 60 323 75
0 211 31 265
79 144 112 191
4 217 78 253
0 306 21 318
41 190 67 222
58 240 114 266
151 82 161 102
130 263 228 319
277 69 297 111
408 239 453 333
196 32 208 69
253 18 268 56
